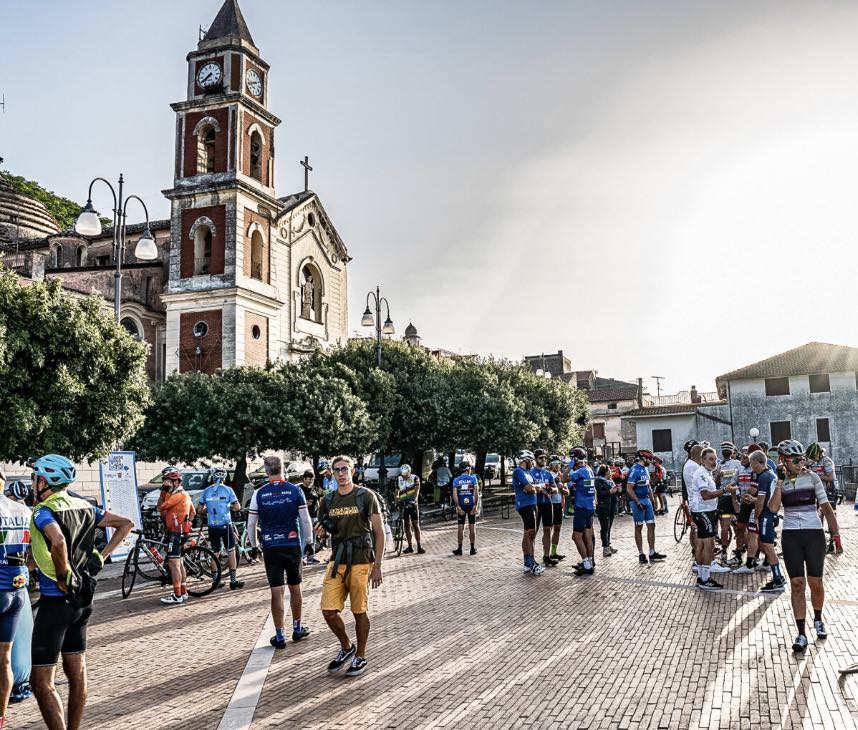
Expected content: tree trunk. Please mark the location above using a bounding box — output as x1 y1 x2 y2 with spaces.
499 453 506 489
475 449 488 481
233 453 249 508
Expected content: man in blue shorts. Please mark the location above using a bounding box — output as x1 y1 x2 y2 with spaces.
626 450 667 565
751 450 786 594
248 456 314 648
567 450 596 576
512 451 543 575
198 467 244 590
451 460 479 556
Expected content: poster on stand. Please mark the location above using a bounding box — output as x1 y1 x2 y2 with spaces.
99 451 143 561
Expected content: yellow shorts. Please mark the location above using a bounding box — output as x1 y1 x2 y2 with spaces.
320 563 371 614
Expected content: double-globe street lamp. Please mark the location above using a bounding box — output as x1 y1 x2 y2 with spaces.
75 174 158 323
361 286 395 497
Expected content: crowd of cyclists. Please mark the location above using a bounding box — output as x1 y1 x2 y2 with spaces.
0 433 848 727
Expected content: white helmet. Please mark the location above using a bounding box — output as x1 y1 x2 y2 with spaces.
400 464 412 477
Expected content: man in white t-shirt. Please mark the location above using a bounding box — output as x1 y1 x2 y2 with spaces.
689 447 736 591
682 442 702 564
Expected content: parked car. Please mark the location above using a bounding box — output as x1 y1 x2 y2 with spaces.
247 460 313 486
484 453 502 480
363 452 405 486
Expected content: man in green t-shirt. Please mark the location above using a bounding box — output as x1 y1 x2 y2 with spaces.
316 455 385 677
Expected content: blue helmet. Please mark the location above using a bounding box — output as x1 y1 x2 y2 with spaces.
32 454 76 487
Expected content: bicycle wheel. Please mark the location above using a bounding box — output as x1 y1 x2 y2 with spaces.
393 519 404 557
121 550 137 599
442 502 453 521
673 508 686 543
183 545 222 597
136 545 165 582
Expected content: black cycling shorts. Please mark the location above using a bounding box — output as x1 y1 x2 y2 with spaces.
782 529 826 579
518 505 537 531
32 596 93 667
402 502 420 526
166 531 187 559
552 503 563 525
736 502 754 528
263 546 303 588
716 495 735 517
536 502 554 528
457 509 476 525
692 511 717 540
208 525 236 552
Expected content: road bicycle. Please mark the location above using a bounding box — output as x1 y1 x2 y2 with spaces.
121 529 221 599
674 502 692 543
387 500 404 557
195 521 260 570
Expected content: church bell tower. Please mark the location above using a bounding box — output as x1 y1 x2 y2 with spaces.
162 0 282 374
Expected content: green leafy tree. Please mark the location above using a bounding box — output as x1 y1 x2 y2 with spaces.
0 268 150 462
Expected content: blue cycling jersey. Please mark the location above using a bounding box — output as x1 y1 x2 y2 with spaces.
199 484 238 527
530 467 552 504
249 481 307 548
627 463 651 499
452 474 478 510
569 466 596 509
548 470 563 504
512 467 536 509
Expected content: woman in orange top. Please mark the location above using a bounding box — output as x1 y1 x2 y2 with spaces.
157 468 195 605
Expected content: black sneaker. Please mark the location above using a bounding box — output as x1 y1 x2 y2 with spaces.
649 551 667 561
328 644 357 674
345 656 367 677
270 635 287 649
402 546 414 554
230 580 245 590
574 566 594 576
760 580 786 594
469 546 477 556
292 626 310 642
697 578 722 591
452 547 463 556
639 554 648 565
792 634 808 653
813 619 827 639
543 556 558 567
417 546 426 554
553 553 566 561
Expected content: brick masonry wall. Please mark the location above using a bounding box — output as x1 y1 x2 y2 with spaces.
244 310 269 367
179 309 223 373
182 107 230 178
241 111 270 186
180 205 226 277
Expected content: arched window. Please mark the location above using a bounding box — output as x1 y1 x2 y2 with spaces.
120 317 141 340
194 225 212 275
249 130 263 181
75 245 87 267
250 230 264 280
197 125 217 174
52 244 63 268
300 265 322 322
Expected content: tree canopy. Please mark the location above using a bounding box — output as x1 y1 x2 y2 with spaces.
0 269 150 462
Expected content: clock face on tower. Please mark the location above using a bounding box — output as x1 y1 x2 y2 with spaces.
246 69 263 97
197 62 222 90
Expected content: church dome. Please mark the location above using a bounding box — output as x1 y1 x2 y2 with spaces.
405 322 418 337
0 177 61 241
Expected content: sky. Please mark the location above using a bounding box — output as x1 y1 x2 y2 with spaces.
3 0 858 393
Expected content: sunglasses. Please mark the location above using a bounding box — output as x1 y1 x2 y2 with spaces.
332 466 350 474
788 457 804 465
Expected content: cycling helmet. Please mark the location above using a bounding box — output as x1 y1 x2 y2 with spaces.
683 439 699 453
533 448 547 459
653 455 663 464
805 442 824 461
0 466 5 488
569 447 586 460
161 466 181 481
459 460 472 472
757 441 769 451
4 480 31 502
777 440 805 457
210 467 228 483
700 441 710 448
32 454 76 487
720 441 735 454
517 450 535 463
746 444 762 454
636 449 654 461
400 464 412 476
318 460 331 473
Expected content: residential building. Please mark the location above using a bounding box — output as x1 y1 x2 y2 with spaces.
576 372 647 459
716 342 858 464
524 351 575 385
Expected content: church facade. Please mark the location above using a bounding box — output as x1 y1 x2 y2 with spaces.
0 0 350 380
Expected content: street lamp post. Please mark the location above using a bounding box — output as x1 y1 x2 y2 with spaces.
362 286 395 497
75 174 158 323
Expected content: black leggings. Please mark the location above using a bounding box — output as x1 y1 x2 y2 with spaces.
597 509 614 547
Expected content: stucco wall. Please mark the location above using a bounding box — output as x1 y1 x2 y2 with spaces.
728 373 858 463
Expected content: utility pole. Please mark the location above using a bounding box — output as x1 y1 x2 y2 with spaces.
652 375 665 398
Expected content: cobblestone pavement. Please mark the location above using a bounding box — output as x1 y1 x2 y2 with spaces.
10 497 858 729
